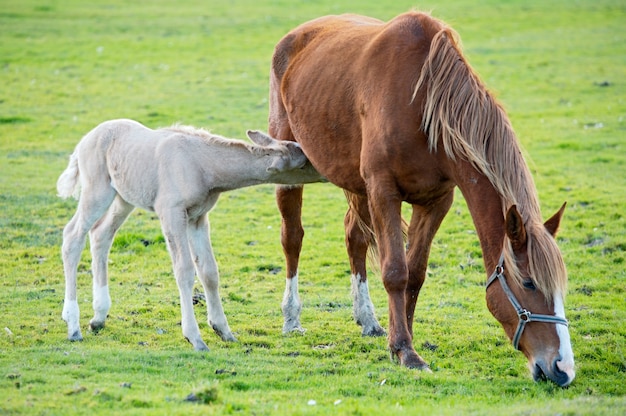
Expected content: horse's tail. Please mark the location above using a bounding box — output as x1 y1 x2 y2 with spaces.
344 191 408 272
57 151 80 200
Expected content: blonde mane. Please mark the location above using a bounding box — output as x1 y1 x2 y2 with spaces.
165 124 265 155
415 26 567 299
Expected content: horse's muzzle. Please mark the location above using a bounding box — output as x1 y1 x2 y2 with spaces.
533 358 574 387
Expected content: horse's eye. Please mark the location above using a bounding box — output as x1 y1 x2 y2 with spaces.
523 280 536 290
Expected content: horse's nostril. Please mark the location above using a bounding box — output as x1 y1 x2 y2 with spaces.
553 360 574 387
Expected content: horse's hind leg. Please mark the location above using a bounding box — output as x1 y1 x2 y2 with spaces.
344 192 385 336
158 207 209 351
61 184 116 341
187 215 236 342
276 184 306 333
88 196 133 331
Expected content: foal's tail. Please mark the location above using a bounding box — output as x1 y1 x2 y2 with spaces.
57 151 80 200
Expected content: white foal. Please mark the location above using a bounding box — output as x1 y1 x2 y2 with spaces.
57 119 323 350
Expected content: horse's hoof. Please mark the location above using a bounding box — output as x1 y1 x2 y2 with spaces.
362 325 387 337
282 320 306 334
393 348 430 371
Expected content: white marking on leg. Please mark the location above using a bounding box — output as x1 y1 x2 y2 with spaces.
282 274 304 333
91 284 110 328
62 299 82 341
554 294 575 385
351 274 386 336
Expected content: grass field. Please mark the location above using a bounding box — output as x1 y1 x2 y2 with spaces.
1 0 625 414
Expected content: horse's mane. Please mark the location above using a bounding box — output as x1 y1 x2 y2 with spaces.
164 124 265 155
414 23 567 299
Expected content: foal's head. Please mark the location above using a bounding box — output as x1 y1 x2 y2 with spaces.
246 130 323 184
486 204 575 387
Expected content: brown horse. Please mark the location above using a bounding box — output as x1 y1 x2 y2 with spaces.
269 12 575 386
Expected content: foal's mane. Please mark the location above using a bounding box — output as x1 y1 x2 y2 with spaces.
164 124 263 155
414 21 567 298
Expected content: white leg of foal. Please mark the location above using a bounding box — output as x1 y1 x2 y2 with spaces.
90 284 110 330
282 274 305 333
62 217 86 341
160 209 208 351
351 274 386 336
88 197 132 330
188 216 235 342
60 168 116 341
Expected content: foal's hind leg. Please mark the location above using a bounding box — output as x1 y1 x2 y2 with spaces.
276 185 306 333
344 192 385 336
62 185 117 341
88 196 134 331
187 215 236 342
158 207 209 351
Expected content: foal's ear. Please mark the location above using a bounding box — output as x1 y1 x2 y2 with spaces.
505 205 527 251
544 202 567 237
247 130 275 147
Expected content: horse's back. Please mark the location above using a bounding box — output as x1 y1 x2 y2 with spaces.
271 12 449 195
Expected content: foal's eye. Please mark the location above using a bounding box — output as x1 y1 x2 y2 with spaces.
522 280 536 290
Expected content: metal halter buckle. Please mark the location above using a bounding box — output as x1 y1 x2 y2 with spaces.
519 310 532 322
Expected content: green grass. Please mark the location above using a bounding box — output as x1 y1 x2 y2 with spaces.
1 0 625 414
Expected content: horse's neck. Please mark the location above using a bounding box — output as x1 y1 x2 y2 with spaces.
454 165 507 274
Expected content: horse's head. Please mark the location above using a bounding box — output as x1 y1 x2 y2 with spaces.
486 204 575 387
246 130 324 184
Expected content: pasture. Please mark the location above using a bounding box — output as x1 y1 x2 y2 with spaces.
1 0 624 414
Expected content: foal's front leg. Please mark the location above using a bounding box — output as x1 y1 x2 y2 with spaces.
187 215 236 342
159 208 209 351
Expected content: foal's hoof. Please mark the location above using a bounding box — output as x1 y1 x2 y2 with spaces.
211 324 237 342
89 320 105 332
186 337 210 352
67 331 83 342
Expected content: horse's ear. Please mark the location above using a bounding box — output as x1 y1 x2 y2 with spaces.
247 130 275 147
544 202 566 237
505 205 527 251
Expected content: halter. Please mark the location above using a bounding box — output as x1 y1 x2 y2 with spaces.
486 253 569 350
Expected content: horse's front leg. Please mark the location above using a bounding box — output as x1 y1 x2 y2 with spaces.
187 215 236 342
88 197 133 331
276 185 306 333
405 193 453 336
344 191 385 336
159 207 209 351
366 182 429 370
